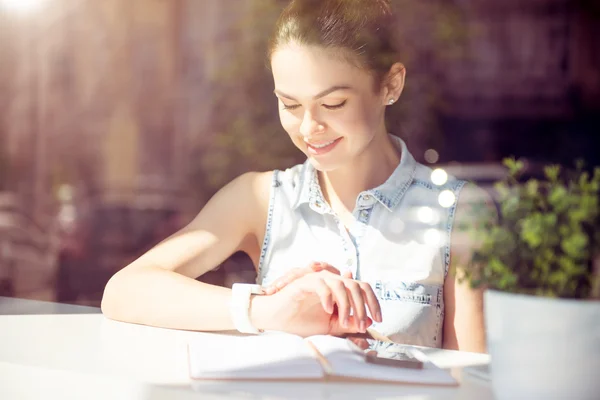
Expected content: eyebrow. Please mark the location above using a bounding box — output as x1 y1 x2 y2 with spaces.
274 85 353 101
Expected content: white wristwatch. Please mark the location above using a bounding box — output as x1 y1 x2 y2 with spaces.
230 283 265 334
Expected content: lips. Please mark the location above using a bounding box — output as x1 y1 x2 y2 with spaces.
304 137 343 155
306 139 335 148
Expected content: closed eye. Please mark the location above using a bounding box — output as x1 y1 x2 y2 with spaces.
323 100 346 110
282 104 301 111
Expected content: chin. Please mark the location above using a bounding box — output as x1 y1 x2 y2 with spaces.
307 156 343 172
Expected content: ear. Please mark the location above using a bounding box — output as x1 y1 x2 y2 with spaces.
381 63 406 106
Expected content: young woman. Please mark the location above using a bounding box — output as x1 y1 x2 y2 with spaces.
101 0 490 353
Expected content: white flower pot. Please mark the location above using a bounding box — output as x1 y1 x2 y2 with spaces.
485 289 600 400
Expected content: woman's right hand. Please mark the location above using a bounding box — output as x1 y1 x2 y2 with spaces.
252 269 382 337
262 261 345 295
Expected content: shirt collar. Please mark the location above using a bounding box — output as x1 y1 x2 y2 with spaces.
291 135 416 213
291 161 329 213
369 135 417 211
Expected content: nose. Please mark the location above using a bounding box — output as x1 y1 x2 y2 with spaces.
299 109 325 137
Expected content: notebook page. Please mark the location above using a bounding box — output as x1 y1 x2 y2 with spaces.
188 333 324 380
307 335 457 386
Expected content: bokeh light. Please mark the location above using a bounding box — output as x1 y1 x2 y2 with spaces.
424 149 440 164
424 228 442 246
417 206 434 224
57 184 74 203
431 168 448 186
438 190 456 208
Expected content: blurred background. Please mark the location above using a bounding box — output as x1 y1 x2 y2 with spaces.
0 0 598 306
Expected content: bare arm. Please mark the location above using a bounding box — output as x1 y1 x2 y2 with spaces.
443 184 496 353
101 171 272 331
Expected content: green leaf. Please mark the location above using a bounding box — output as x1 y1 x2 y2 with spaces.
501 196 520 218
561 232 589 259
526 179 539 197
544 165 561 182
461 158 599 299
548 186 569 211
520 214 543 249
503 157 525 178
494 181 510 201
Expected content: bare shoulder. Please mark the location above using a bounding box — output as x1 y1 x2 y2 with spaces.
126 171 275 278
187 170 274 234
246 170 275 215
238 170 274 236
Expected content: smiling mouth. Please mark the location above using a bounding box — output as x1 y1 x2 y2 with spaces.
304 137 343 155
306 140 336 148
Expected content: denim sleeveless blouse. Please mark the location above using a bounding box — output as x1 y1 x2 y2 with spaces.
257 135 466 348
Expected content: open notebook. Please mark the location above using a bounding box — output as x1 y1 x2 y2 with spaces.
187 333 458 386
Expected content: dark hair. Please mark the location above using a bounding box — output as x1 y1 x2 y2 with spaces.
269 0 398 86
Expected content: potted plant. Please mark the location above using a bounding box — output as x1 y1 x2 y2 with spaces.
461 158 600 400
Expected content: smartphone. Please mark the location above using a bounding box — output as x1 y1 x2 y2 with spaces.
365 347 424 370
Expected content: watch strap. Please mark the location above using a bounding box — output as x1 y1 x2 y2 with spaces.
230 283 264 334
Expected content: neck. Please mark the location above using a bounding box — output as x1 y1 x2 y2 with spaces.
319 131 401 213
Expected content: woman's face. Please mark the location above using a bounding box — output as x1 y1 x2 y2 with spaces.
271 43 387 171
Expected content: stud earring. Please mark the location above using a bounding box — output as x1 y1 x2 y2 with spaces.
388 98 395 105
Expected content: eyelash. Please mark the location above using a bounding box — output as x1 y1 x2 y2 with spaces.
324 100 347 110
282 100 347 111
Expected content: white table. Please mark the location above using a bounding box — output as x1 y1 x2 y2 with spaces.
0 297 493 399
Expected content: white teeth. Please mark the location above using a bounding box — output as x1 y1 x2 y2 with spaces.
308 140 335 149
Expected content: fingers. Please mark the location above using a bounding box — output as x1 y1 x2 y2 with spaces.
263 267 303 295
338 277 382 325
329 279 351 328
359 281 382 323
313 279 334 314
310 269 382 328
346 280 368 332
348 337 370 351
326 279 371 332
324 277 381 332
311 262 341 276
329 314 373 336
263 261 339 295
262 263 382 331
